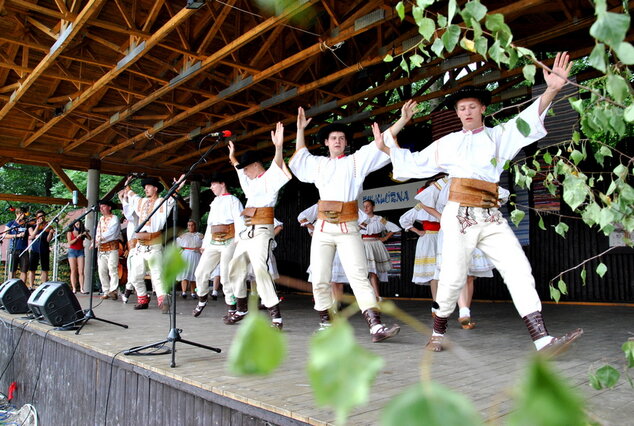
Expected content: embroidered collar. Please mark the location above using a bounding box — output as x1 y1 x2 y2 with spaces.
462 126 485 135
256 171 265 178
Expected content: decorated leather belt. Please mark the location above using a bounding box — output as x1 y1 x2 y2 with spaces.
421 221 441 231
137 231 162 246
128 238 138 250
362 233 381 239
448 178 499 208
241 207 274 226
182 247 199 250
210 224 235 242
99 240 119 252
317 200 358 223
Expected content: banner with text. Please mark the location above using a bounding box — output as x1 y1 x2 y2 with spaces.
360 181 424 212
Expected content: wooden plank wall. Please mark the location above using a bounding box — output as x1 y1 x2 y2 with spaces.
0 321 308 426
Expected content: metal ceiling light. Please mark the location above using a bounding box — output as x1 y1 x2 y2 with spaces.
186 0 206 9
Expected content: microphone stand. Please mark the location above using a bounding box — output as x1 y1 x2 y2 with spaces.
58 204 129 333
124 134 224 366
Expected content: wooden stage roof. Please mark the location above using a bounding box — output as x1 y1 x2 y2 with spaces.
0 0 630 178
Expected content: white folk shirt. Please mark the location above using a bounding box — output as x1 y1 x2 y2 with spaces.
177 232 204 249
126 191 175 233
97 215 121 244
416 178 448 213
360 215 400 235
201 193 244 247
399 203 437 231
121 196 139 241
389 99 548 183
236 161 291 208
289 142 390 202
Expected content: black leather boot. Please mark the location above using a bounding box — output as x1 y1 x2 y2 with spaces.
192 294 208 317
523 311 583 357
268 304 283 330
362 309 400 343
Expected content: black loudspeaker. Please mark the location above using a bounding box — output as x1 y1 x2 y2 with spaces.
27 282 84 326
0 279 30 314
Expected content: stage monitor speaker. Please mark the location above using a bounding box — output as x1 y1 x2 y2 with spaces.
27 282 84 326
0 279 30 314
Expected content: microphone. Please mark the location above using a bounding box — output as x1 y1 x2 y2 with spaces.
72 190 79 206
129 172 147 178
206 130 232 138
8 205 15 212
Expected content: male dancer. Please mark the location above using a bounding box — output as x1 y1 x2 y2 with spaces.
376 52 582 354
192 173 243 318
289 102 416 342
124 175 185 312
95 200 121 300
119 189 139 303
225 122 291 328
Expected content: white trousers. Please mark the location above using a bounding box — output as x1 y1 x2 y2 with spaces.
194 240 236 301
311 220 377 312
125 251 137 291
436 201 542 318
129 244 167 297
228 225 279 308
98 249 119 293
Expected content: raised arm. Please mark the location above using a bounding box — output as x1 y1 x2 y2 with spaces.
295 107 312 152
271 122 285 168
539 52 572 115
388 99 417 138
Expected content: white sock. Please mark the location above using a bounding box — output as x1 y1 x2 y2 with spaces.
431 307 438 314
237 310 248 315
211 290 218 296
272 318 283 324
197 301 206 307
534 335 554 350
370 324 384 334
432 331 444 337
459 307 471 318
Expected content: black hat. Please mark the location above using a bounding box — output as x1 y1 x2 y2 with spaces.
317 122 353 144
204 172 227 186
99 199 116 209
140 177 164 192
445 85 492 108
235 150 262 170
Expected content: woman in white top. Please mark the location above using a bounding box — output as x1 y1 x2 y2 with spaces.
177 220 204 299
360 199 400 301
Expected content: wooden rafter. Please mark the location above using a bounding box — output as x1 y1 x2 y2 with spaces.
0 193 84 207
48 162 88 205
0 0 107 122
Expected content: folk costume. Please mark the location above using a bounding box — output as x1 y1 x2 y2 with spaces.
289 123 400 342
95 201 121 299
360 214 400 282
387 86 582 352
226 152 291 328
120 194 141 303
176 231 203 282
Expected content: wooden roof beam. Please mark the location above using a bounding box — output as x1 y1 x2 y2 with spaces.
195 0 237 55
21 6 198 148
0 193 83 207
113 0 136 30
66 0 318 154
141 0 165 32
48 162 88 205
0 0 107 122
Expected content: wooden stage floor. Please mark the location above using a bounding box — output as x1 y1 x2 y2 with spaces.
2 291 633 425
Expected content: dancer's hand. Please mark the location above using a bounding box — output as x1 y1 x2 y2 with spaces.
401 99 418 122
271 122 284 148
297 107 312 131
372 122 390 155
544 52 572 92
228 141 238 166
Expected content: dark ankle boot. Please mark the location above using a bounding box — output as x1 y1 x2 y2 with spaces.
425 315 448 352
317 310 331 331
362 309 400 343
192 294 208 317
134 294 150 310
268 304 283 329
523 311 583 357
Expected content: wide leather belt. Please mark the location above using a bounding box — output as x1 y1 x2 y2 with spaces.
210 224 235 242
317 200 358 223
241 207 274 226
99 241 119 252
128 238 138 250
137 231 162 246
448 178 499 208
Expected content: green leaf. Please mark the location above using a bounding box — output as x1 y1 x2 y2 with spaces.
609 113 626 137
396 1 405 21
570 149 584 165
485 13 512 46
615 41 634 65
589 373 602 390
515 118 531 137
623 104 634 123
412 6 424 25
522 64 536 84
383 53 394 63
490 157 498 167
308 320 383 424
596 262 607 278
418 17 436 40
410 53 424 68
590 11 630 48
228 312 287 375
588 43 608 73
447 0 456 24
606 74 629 103
538 216 546 231
471 18 482 40
461 0 487 22
562 174 588 211
594 365 621 389
594 145 612 167
511 208 525 227
549 285 561 303
555 222 569 237
580 267 587 285
557 278 568 295
474 37 488 57
158 244 187 295
441 24 461 52
381 382 484 426
460 36 476 53
431 37 445 57
569 97 584 114
400 57 410 75
572 130 580 143
581 202 601 227
613 163 628 179
437 13 447 28
509 357 586 426
543 151 552 165
515 46 535 60
622 341 634 368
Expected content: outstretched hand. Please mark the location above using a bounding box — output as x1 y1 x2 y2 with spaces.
371 122 390 155
271 122 284 148
174 173 187 191
297 107 312 131
543 52 572 92
401 99 418 122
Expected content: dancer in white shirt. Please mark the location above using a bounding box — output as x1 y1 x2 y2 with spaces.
177 220 204 299
95 200 121 300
